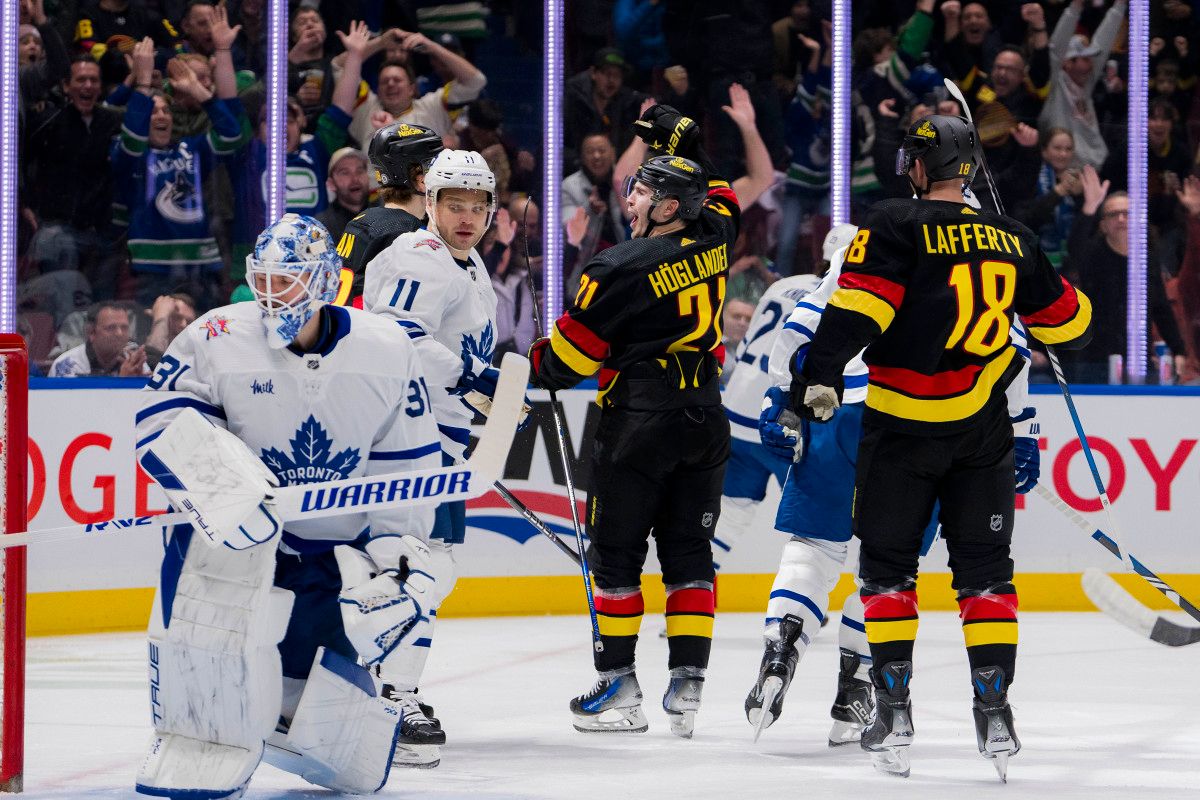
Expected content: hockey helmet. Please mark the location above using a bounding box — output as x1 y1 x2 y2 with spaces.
245 213 341 349
368 122 444 190
624 155 708 222
424 149 498 251
896 114 978 186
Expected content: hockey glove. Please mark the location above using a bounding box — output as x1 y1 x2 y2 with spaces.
1012 407 1041 494
787 346 842 422
336 535 435 665
633 104 700 158
760 386 806 462
527 336 550 388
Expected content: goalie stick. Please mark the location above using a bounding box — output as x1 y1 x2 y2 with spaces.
943 78 1137 576
2 353 529 551
1034 483 1200 645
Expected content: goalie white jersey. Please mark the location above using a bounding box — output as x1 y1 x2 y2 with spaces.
135 302 441 551
724 275 821 443
363 228 498 461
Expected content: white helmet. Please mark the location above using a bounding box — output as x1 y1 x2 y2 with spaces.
425 150 497 251
245 213 341 349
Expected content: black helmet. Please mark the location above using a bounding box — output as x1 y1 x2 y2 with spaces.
627 155 708 221
368 122 444 189
896 114 978 186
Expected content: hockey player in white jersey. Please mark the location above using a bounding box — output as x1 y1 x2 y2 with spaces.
745 228 1041 753
361 149 503 762
134 214 444 798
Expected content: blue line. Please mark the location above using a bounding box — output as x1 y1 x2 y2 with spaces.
136 397 227 424
768 589 823 622
369 442 441 460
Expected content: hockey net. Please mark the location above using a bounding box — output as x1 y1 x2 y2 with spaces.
0 335 26 793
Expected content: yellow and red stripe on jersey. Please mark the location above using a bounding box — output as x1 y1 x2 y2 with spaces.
549 315 610 378
828 273 906 332
866 345 1017 424
958 591 1019 647
595 590 644 638
1021 279 1092 345
664 586 714 639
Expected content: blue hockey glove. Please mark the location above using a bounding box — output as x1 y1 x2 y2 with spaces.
760 386 806 462
1012 407 1040 494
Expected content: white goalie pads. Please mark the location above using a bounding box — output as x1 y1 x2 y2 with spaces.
140 407 282 549
336 536 435 664
264 647 402 794
137 529 293 798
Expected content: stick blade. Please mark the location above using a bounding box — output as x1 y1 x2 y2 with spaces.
1082 568 1200 647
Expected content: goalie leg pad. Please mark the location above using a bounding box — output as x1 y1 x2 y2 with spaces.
765 537 847 650
264 647 401 794
138 529 292 796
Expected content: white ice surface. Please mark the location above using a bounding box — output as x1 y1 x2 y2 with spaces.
21 611 1200 798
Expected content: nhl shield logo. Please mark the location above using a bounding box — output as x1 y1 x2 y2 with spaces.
701 512 714 528
989 514 1003 532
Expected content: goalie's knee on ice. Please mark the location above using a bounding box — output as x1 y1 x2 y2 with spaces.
264 647 401 794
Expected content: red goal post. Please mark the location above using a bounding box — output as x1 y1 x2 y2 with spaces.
0 334 27 793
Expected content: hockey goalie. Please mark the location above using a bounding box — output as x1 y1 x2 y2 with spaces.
131 214 494 797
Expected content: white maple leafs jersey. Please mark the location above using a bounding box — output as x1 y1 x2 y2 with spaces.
724 275 821 443
768 247 1033 421
136 302 441 551
363 228 498 461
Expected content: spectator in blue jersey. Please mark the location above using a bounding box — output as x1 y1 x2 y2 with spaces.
227 20 373 284
111 36 248 311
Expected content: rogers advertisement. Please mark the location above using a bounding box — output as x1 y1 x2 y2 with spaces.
25 384 1200 597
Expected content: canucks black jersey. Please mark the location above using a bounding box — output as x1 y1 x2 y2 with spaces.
803 198 1092 434
334 206 424 302
536 180 741 408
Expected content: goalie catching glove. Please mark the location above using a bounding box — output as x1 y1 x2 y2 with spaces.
140 407 282 550
337 535 436 664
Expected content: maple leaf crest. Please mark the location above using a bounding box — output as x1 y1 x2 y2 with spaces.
261 415 361 487
460 321 495 364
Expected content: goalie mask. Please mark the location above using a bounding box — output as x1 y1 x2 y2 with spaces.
424 149 497 255
896 114 978 196
246 213 341 349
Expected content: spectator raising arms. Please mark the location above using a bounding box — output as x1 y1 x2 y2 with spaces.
348 28 487 146
111 36 247 311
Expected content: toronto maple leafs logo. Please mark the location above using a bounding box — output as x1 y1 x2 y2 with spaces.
461 321 495 365
261 416 362 486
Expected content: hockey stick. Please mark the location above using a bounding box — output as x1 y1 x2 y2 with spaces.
1033 483 1200 640
492 482 582 566
524 198 604 653
2 354 529 551
1080 568 1200 647
942 78 1137 575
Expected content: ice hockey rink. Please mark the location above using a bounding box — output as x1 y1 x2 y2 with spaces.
21 608 1198 799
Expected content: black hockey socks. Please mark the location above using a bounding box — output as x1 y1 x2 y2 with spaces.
957 583 1018 687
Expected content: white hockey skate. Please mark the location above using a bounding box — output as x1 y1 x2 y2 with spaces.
860 661 914 778
662 671 704 739
570 670 648 733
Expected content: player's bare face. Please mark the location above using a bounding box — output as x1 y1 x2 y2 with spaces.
435 188 490 256
625 181 661 238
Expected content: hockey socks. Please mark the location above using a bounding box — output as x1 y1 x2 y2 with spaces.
957 583 1018 685
594 588 643 672
664 583 714 671
861 583 919 668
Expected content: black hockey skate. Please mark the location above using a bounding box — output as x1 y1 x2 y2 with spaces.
381 684 445 769
745 614 804 741
860 661 915 778
971 666 1021 783
663 671 705 739
828 649 875 747
569 670 648 733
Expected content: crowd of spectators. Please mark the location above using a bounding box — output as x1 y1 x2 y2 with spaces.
15 0 1200 385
